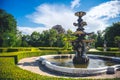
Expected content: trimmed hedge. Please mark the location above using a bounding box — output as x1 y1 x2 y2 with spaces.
0 47 72 53
0 50 74 64
39 47 63 50
0 50 89 80
88 51 120 57
97 47 119 51
0 47 40 53
0 51 69 80
0 57 74 80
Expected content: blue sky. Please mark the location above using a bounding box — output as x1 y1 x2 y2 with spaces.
0 0 120 34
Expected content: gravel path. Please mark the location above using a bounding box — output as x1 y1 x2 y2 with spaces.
88 48 100 52
17 56 120 79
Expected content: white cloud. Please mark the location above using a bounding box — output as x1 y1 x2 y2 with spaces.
18 26 49 35
19 0 120 34
26 4 77 32
71 0 81 9
83 0 120 32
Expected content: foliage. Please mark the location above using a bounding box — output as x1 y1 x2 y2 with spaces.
54 33 65 47
39 47 63 50
114 36 120 51
0 47 39 53
52 24 65 34
0 57 63 80
0 9 74 48
97 47 119 51
0 57 97 80
48 29 58 47
63 30 76 50
29 31 41 47
95 30 104 47
0 49 74 80
104 22 120 47
0 9 18 47
88 33 97 48
21 28 74 49
88 51 120 57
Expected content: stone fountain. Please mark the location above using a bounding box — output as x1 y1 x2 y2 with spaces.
72 11 94 64
36 11 120 76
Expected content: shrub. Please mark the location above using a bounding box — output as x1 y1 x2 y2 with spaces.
0 47 40 53
108 48 119 51
88 51 120 57
97 47 119 51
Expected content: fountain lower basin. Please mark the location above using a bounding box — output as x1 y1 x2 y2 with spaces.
38 54 120 76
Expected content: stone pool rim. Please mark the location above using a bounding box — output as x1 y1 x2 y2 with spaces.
38 54 120 76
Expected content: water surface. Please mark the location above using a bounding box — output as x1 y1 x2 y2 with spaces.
47 56 119 68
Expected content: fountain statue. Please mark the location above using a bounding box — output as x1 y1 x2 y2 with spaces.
72 11 94 64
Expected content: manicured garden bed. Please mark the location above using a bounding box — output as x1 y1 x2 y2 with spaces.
0 47 120 80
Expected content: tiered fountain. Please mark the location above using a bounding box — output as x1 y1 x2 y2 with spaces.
72 11 94 64
38 11 120 76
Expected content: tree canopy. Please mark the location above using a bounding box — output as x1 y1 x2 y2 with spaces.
0 9 17 47
104 22 120 47
1 9 119 49
114 36 120 50
52 25 65 34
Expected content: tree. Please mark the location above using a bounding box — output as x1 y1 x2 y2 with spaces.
41 30 50 47
48 29 57 47
63 30 76 50
21 35 29 47
31 29 57 47
114 36 120 51
104 22 120 47
52 25 65 34
54 34 64 47
14 30 22 47
30 31 40 47
0 9 17 47
88 33 97 48
95 30 104 47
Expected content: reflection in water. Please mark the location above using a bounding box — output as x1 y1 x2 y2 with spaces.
48 57 118 68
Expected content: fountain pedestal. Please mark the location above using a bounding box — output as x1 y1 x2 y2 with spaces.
73 55 89 64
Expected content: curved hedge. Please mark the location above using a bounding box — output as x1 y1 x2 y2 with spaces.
0 48 77 80
0 57 73 80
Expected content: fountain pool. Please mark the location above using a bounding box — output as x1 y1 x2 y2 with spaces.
47 55 118 68
38 54 120 76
